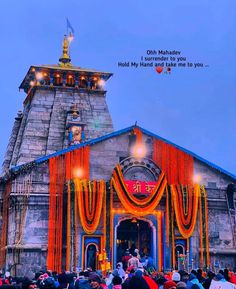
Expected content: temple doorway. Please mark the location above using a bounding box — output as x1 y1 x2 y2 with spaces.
116 218 153 264
85 243 97 271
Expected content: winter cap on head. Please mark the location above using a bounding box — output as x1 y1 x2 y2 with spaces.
172 272 181 282
135 270 143 278
164 281 177 289
39 277 56 289
215 273 224 281
88 274 101 284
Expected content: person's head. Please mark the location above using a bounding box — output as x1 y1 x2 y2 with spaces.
214 274 224 281
46 271 52 277
164 280 177 289
180 271 189 282
133 252 138 257
22 278 37 289
176 281 187 289
189 273 197 281
88 274 101 289
207 271 215 279
116 262 123 269
197 269 202 276
135 270 143 278
39 277 56 289
191 270 197 276
112 276 122 285
172 272 181 283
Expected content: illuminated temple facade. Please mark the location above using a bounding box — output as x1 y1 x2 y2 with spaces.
0 36 236 276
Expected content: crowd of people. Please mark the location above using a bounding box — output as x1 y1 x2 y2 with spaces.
0 266 236 289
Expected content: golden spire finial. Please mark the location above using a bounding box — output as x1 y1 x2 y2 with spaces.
59 35 72 67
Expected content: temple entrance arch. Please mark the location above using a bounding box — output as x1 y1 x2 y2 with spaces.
115 216 156 267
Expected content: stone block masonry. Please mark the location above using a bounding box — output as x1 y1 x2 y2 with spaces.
5 86 113 168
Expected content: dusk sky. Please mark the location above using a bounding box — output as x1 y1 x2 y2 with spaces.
0 0 236 175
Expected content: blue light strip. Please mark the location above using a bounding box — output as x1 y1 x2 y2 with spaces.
11 125 236 180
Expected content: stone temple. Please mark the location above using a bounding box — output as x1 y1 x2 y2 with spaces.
0 36 236 276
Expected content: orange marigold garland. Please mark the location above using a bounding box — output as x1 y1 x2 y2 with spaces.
171 196 176 269
74 179 105 234
202 186 210 267
66 181 71 271
165 187 170 247
157 212 163 271
199 187 204 267
171 184 200 239
201 186 210 267
111 164 167 216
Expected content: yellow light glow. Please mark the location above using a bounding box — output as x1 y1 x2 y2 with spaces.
30 81 35 86
81 76 85 80
56 74 60 77
31 67 35 72
93 77 98 81
68 75 73 79
43 72 48 76
98 79 105 87
73 168 84 178
193 174 202 184
35 72 43 81
131 143 147 159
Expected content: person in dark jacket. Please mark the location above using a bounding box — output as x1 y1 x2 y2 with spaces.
202 271 215 289
128 270 149 289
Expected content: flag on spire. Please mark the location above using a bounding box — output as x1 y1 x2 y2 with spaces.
66 18 74 35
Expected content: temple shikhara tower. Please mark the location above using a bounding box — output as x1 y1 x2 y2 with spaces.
0 35 236 276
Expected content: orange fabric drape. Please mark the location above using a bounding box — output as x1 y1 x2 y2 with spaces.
47 146 90 272
133 127 142 144
0 181 11 267
153 139 193 185
47 156 65 272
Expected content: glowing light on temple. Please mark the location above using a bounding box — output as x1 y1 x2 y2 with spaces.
193 174 202 183
131 143 147 159
35 72 43 80
98 79 105 88
74 167 84 178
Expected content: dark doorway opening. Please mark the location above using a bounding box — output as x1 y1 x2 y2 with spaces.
116 218 152 263
86 244 97 271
